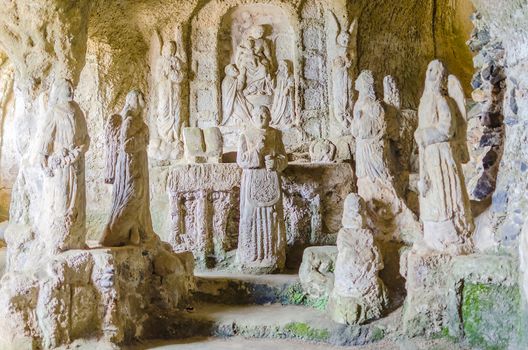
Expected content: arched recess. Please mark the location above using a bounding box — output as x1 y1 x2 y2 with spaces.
190 0 301 150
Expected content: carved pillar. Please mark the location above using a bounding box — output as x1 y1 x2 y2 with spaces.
194 189 213 266
169 191 185 252
310 193 323 244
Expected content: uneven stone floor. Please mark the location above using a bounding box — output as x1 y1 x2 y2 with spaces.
124 337 470 350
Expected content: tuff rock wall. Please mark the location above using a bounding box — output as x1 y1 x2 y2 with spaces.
63 0 474 241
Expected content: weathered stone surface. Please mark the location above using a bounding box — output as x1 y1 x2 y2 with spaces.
299 246 337 299
328 194 388 325
0 243 194 349
402 244 520 342
162 162 353 270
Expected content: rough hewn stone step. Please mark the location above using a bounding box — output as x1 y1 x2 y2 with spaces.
178 303 401 346
193 271 301 305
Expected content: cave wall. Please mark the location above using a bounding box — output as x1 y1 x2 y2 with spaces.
0 0 475 244
352 0 474 108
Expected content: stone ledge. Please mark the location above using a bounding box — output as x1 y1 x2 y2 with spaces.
0 242 194 349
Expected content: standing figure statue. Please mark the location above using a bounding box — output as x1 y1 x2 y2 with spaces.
99 90 155 247
352 70 421 243
221 64 251 126
271 60 295 128
352 71 392 183
38 79 90 253
236 106 288 274
415 60 474 255
331 16 357 130
157 40 186 144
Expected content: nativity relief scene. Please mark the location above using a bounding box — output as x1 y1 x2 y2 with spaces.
0 0 525 349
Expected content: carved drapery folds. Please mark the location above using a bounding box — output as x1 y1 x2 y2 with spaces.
100 90 155 247
415 60 474 255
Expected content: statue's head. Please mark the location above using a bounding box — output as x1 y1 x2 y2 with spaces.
337 32 349 48
49 78 74 106
123 90 145 118
249 25 265 40
163 41 177 57
225 64 239 77
425 60 448 93
251 105 271 129
355 70 376 98
342 193 366 228
278 60 290 75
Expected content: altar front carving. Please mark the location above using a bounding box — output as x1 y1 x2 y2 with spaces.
162 163 354 269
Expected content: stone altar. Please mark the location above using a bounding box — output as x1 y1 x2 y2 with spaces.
162 162 354 269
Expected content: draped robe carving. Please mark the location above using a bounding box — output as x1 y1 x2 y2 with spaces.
38 80 90 253
415 60 474 255
236 108 288 273
100 91 154 247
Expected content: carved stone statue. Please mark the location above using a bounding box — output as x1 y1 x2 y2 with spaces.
309 139 336 163
328 194 388 325
156 40 186 143
352 70 421 243
332 54 353 129
331 16 357 130
235 25 274 97
37 79 90 253
100 90 155 247
271 60 295 128
415 60 474 255
236 106 288 274
221 64 251 126
352 70 392 183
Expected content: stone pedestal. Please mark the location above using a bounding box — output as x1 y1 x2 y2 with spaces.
327 285 388 325
401 246 453 337
0 241 194 349
402 245 520 347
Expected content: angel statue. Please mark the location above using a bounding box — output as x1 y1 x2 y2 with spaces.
415 60 474 255
330 13 358 130
38 79 90 253
99 90 155 247
156 29 187 144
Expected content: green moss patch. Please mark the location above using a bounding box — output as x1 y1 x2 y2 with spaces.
283 322 330 341
462 283 520 350
371 327 385 341
280 283 328 310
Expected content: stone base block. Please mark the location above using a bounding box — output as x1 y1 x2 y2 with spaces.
0 241 194 349
327 286 388 325
402 245 519 345
299 246 337 299
402 247 453 337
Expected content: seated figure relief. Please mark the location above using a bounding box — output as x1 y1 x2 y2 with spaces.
222 24 295 129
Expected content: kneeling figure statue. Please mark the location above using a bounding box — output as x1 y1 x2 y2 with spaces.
328 193 388 325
